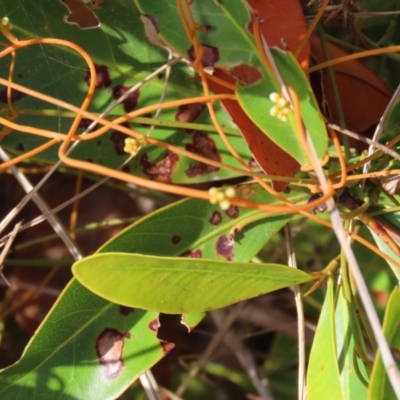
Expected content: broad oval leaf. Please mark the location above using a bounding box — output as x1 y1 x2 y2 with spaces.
72 253 313 314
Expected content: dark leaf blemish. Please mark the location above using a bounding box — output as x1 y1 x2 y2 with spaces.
16 143 25 152
148 318 160 332
0 88 26 104
78 118 97 132
216 235 234 261
119 305 134 316
224 206 239 219
160 340 175 355
172 235 181 245
110 128 129 156
185 131 221 178
84 64 111 89
95 328 130 379
181 249 203 258
122 164 131 173
209 211 222 226
188 44 220 67
141 153 178 183
175 103 205 123
112 85 140 113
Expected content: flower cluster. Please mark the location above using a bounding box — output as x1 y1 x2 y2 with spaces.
209 186 236 210
123 136 147 156
269 92 290 122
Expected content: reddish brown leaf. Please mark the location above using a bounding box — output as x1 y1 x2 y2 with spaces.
309 36 392 135
246 0 310 69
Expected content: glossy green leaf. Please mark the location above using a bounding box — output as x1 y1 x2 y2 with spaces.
135 0 328 166
236 48 327 166
72 252 313 313
0 0 252 184
0 280 163 399
307 279 344 400
0 182 304 398
369 287 400 400
335 288 368 399
98 183 310 260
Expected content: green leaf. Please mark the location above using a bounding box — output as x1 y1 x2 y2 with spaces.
72 252 313 314
0 182 304 399
99 183 310 260
369 287 400 400
0 0 252 184
307 279 344 400
236 49 327 166
335 288 368 399
0 280 164 399
135 0 328 166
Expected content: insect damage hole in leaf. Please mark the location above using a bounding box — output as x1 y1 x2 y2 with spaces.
95 328 131 380
60 0 100 29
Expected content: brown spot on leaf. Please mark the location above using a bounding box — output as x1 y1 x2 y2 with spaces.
0 88 26 104
119 306 134 316
160 340 175 355
235 183 257 201
95 328 130 379
209 211 222 226
112 85 140 113
229 64 262 85
78 118 97 132
185 131 220 178
148 318 160 332
181 249 203 258
84 64 111 89
140 153 178 183
216 235 234 261
175 103 205 123
110 127 129 156
224 206 239 219
61 0 100 29
16 143 25 151
188 44 219 67
172 235 181 245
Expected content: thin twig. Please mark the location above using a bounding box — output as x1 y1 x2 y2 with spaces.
284 225 306 400
327 123 400 163
211 309 274 400
0 221 22 286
